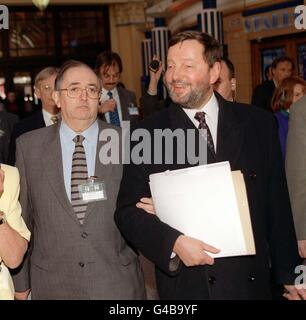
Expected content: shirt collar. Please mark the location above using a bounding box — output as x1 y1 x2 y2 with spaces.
183 92 219 125
102 87 117 96
60 120 98 145
42 108 60 120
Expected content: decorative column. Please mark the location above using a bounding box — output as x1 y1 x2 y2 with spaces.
141 32 153 77
151 18 170 98
197 0 224 45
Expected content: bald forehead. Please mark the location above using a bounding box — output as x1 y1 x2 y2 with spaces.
62 66 100 87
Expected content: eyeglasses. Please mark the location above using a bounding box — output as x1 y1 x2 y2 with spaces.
57 86 101 99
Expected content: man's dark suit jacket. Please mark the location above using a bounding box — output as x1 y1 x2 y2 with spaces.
115 92 301 300
140 92 171 118
251 80 276 112
100 87 139 126
8 110 45 165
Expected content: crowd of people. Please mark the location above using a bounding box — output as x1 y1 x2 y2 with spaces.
0 30 305 300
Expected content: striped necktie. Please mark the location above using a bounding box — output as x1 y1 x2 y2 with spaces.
71 135 88 224
194 111 216 159
51 115 58 124
107 91 120 127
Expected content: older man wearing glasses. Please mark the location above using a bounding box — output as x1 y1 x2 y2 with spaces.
9 67 60 165
12 60 146 300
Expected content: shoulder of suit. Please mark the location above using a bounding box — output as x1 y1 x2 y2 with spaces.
133 105 171 131
16 121 55 145
290 96 306 116
224 100 275 128
118 87 135 97
13 111 44 135
254 80 274 92
98 119 122 134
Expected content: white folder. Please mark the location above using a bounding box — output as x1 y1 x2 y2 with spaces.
149 161 256 258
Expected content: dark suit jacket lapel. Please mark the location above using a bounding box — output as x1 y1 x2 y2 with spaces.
215 93 244 167
36 110 46 128
41 122 79 224
118 87 130 121
85 120 115 221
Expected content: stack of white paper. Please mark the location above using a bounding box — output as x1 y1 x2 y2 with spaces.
149 161 256 258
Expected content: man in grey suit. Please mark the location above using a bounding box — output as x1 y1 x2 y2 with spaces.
96 51 139 127
286 95 306 260
12 60 146 300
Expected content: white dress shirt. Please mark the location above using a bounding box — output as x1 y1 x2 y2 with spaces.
183 92 219 151
101 87 123 125
42 109 60 127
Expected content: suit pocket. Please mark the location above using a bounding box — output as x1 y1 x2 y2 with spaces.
31 256 49 271
118 246 138 266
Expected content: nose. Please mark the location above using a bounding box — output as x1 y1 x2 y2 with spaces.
80 88 89 100
172 65 184 81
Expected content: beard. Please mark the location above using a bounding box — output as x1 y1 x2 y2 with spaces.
165 79 211 109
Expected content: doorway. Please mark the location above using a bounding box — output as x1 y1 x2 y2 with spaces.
251 32 306 88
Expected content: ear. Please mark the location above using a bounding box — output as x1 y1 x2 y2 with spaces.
52 91 61 108
34 86 41 99
209 61 221 85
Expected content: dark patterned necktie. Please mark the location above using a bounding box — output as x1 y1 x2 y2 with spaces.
107 91 120 127
71 135 88 224
194 111 216 158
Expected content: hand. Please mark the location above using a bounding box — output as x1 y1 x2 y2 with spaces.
173 235 220 267
298 240 306 258
283 284 306 300
98 99 116 114
0 167 4 198
136 197 155 214
148 55 163 95
15 289 31 300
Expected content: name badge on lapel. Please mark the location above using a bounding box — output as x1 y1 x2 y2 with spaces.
78 176 107 202
128 103 139 115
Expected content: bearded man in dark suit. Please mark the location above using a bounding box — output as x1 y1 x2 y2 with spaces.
115 31 305 300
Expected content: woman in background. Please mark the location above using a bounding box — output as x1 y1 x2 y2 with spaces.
271 76 306 160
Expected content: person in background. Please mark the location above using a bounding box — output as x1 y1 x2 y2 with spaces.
214 57 236 102
140 55 172 118
0 101 19 164
9 67 60 165
265 64 273 81
271 76 306 160
4 92 21 118
0 164 30 300
286 95 306 263
95 51 139 127
252 56 295 112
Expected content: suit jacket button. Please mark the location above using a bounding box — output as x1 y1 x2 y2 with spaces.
208 276 216 285
79 262 85 268
81 232 88 238
248 274 255 281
